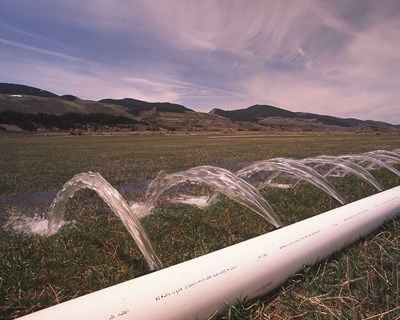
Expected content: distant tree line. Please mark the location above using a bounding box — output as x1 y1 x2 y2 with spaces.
0 110 138 131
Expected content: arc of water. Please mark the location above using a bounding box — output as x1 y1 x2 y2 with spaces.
364 151 400 164
342 154 400 177
48 172 163 270
372 149 400 159
236 159 347 204
302 156 383 191
144 166 283 228
275 158 346 190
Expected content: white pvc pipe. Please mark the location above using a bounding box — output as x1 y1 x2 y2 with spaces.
18 186 400 320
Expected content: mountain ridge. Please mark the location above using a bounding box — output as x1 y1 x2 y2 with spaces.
0 83 398 132
0 83 59 98
99 98 193 115
211 104 375 128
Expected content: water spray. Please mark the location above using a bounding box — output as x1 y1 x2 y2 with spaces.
9 150 400 319
18 186 400 320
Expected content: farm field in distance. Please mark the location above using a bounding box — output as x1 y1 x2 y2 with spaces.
0 132 400 319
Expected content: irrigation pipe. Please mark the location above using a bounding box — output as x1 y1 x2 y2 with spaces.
18 186 400 320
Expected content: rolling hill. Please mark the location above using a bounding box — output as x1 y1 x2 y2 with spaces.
0 83 59 98
210 105 398 132
0 83 241 132
0 83 398 133
99 98 193 115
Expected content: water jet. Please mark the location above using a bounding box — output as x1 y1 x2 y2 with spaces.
8 150 400 319
18 186 400 320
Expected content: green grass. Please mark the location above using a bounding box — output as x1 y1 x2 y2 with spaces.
0 133 399 318
1 133 399 194
221 219 400 319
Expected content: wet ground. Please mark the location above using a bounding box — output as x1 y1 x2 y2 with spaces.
0 180 150 228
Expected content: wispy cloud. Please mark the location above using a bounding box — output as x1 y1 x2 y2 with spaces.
1 0 399 123
0 38 85 62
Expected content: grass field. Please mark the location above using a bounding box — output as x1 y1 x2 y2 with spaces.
0 133 399 319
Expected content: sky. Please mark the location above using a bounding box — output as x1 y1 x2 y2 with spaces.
1 0 399 124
